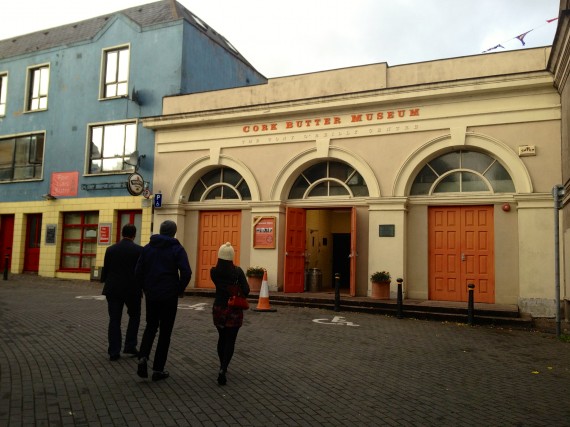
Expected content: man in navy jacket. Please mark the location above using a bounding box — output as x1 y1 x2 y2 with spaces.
101 224 143 361
135 220 191 381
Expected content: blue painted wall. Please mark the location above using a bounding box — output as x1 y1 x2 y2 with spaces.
0 14 266 202
181 22 266 94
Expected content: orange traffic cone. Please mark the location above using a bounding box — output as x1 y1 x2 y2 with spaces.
253 270 277 312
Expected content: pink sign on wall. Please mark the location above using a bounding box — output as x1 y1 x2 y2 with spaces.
50 172 79 197
98 223 112 245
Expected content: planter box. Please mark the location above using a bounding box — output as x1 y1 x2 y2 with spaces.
247 275 263 292
371 281 390 299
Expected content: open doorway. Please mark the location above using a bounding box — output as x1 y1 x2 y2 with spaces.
332 233 350 290
305 208 352 292
285 207 356 294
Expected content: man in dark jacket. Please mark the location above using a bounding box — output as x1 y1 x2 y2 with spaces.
101 223 143 361
135 220 191 381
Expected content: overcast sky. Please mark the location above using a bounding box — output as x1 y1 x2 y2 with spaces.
0 0 560 78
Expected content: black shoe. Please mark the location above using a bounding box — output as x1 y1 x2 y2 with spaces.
109 354 120 361
152 370 169 381
137 357 148 378
217 370 227 386
123 348 139 357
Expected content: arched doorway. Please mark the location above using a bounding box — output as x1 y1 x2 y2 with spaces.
186 166 251 288
410 149 516 303
284 160 368 296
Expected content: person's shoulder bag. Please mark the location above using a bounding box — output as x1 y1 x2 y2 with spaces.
227 268 249 310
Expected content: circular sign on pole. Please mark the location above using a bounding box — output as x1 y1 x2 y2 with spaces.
127 172 145 196
142 189 151 199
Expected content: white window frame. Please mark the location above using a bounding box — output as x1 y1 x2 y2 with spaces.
100 44 130 99
0 132 45 182
25 63 50 112
86 120 138 175
0 72 7 116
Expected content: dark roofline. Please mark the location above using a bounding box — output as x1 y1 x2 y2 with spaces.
0 0 260 72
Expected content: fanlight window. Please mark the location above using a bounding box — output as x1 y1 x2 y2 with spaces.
289 161 369 199
410 150 515 195
189 167 251 201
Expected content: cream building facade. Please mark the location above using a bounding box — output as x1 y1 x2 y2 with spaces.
144 47 563 318
549 0 570 325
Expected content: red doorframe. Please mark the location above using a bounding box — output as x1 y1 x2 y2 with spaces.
0 215 15 272
284 207 306 293
24 214 42 272
117 210 142 245
349 207 357 297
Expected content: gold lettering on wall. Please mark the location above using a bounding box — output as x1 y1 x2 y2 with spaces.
241 107 422 134
240 124 421 145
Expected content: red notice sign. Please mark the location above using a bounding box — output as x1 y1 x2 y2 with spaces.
98 223 112 245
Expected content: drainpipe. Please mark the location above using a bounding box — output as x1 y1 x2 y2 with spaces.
553 185 564 338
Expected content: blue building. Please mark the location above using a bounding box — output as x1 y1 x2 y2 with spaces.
0 0 266 279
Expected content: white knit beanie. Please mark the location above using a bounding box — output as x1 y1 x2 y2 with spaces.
218 242 235 261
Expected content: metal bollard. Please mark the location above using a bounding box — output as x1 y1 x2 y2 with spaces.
396 278 404 319
3 254 9 281
467 283 475 325
334 273 341 312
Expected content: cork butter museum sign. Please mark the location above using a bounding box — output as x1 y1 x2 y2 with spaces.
242 107 421 134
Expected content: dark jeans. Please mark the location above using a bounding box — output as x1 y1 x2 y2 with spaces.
106 295 141 357
216 326 240 373
139 297 178 372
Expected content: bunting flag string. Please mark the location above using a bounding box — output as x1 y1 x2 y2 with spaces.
515 30 533 46
482 17 558 53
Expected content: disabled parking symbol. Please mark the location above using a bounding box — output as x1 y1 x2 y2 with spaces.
178 303 208 311
312 316 359 327
75 295 106 301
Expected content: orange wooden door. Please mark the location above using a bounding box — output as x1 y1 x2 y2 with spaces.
429 206 494 303
197 211 241 288
349 207 357 297
24 214 42 272
284 207 306 293
462 206 494 303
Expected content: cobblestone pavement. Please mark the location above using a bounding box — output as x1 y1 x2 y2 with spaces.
0 275 569 427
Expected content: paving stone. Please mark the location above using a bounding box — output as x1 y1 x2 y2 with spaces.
0 275 569 426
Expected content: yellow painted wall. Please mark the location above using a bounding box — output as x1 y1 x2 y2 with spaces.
0 196 152 280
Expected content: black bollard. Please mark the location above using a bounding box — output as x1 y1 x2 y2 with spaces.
467 283 475 325
3 254 9 281
334 273 341 312
396 278 404 319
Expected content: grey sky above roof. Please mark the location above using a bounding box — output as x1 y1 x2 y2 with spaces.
0 0 560 78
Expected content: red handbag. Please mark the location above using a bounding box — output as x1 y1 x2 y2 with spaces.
228 278 249 310
228 294 249 310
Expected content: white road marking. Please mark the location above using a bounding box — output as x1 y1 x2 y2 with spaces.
312 316 359 327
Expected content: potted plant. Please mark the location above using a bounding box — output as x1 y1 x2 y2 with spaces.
246 266 265 292
370 271 391 299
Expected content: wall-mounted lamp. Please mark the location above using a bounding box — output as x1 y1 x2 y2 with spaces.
42 193 57 201
129 86 142 106
124 150 146 171
502 203 511 212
